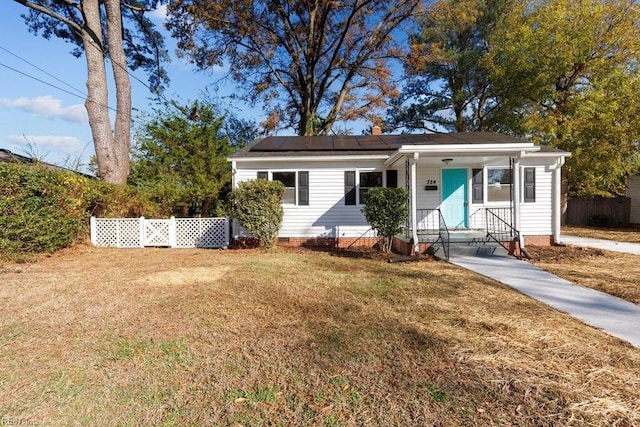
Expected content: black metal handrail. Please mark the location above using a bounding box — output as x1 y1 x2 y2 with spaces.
437 209 450 260
485 208 520 257
414 208 449 260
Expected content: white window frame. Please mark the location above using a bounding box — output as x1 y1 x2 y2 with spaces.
358 170 384 205
259 170 304 206
485 166 513 204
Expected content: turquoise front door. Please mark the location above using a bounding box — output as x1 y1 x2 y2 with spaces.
441 168 468 229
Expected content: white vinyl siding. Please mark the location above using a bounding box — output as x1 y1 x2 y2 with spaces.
519 164 553 235
234 160 384 238
233 157 560 240
628 175 640 225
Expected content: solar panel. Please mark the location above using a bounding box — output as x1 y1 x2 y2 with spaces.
247 132 532 153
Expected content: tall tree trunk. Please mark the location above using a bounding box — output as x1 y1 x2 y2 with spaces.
82 0 122 183
105 0 131 183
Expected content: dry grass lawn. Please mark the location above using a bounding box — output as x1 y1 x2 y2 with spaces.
563 225 640 243
1 245 639 426
527 245 640 305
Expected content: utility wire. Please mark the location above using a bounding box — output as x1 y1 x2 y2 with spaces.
0 44 86 98
0 42 165 113
0 36 179 118
0 60 117 113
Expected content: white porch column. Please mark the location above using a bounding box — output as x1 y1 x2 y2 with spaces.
231 160 237 239
552 157 565 243
513 155 523 248
410 153 419 255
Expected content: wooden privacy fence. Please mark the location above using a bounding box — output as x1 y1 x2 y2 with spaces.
565 197 631 227
90 217 229 248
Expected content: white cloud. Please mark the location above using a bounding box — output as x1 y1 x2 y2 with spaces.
0 96 87 124
5 134 91 168
149 4 168 21
7 134 82 148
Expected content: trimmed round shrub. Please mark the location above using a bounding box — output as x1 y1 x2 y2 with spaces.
231 179 285 248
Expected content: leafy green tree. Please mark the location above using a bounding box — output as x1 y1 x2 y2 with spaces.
387 0 512 133
485 0 640 196
15 0 169 183
231 179 285 248
166 0 420 136
130 100 254 216
361 187 408 254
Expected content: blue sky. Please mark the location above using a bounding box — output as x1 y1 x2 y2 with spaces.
0 2 264 171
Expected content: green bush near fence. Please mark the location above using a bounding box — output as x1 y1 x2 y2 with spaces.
231 179 285 248
0 163 164 256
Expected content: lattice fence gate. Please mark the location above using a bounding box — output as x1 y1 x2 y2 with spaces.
90 217 229 249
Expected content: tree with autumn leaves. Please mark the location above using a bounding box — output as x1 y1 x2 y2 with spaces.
166 0 421 136
486 0 640 197
386 0 514 133
15 0 640 198
391 0 640 196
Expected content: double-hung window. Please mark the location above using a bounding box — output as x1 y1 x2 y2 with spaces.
470 167 536 204
359 171 383 202
344 170 383 205
272 172 296 204
487 168 512 203
257 171 309 206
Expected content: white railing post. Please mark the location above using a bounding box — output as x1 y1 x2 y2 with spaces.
169 216 177 248
90 216 96 246
139 216 145 248
224 217 230 247
410 153 420 255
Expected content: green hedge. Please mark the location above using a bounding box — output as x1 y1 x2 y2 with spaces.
0 163 164 255
231 179 285 248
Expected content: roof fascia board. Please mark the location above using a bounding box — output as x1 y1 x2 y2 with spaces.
521 151 571 158
397 143 537 154
385 144 546 167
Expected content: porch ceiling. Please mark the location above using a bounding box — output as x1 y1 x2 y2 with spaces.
409 154 512 166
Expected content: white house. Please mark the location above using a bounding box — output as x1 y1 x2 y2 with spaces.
228 131 570 255
628 175 640 226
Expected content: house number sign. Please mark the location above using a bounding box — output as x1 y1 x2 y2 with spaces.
425 179 438 191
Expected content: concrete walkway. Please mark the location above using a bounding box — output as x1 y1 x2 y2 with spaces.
560 235 640 255
449 254 640 349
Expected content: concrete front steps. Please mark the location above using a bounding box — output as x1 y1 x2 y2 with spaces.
418 229 513 259
447 230 509 258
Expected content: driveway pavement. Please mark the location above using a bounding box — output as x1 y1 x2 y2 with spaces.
449 254 640 349
560 235 640 255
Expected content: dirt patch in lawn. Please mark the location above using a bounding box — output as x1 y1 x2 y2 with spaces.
527 244 607 263
1 245 639 426
527 245 640 305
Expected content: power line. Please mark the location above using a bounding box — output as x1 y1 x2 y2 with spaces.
0 44 86 98
0 60 117 113
0 42 167 113
0 36 177 117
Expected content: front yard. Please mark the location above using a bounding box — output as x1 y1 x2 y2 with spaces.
0 246 638 425
563 225 640 243
527 244 640 305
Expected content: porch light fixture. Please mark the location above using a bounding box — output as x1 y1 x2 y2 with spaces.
441 158 453 165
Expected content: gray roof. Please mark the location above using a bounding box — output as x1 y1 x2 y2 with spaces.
229 132 566 158
0 148 35 164
0 148 93 177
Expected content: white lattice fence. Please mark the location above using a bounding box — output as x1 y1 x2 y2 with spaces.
90 217 229 248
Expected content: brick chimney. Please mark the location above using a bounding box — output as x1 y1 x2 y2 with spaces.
372 125 382 135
